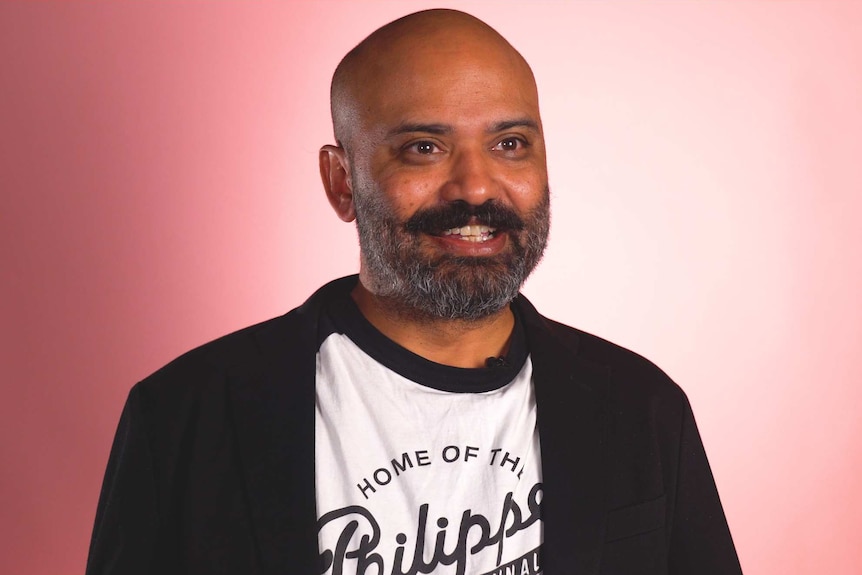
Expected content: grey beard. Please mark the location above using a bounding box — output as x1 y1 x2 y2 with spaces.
354 190 550 322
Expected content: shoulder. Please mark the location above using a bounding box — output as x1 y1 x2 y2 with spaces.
131 275 357 407
514 293 685 405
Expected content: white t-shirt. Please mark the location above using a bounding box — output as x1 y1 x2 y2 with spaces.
315 296 543 575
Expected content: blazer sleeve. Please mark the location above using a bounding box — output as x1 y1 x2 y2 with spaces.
668 394 742 574
86 385 159 575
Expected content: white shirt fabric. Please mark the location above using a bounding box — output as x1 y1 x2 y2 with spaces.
315 298 543 575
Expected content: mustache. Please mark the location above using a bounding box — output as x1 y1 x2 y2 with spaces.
403 201 525 234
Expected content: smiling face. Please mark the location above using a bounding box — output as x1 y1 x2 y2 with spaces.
321 10 550 321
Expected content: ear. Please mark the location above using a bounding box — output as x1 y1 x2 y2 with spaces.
319 144 355 222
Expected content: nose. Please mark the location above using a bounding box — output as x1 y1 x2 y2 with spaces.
440 147 500 205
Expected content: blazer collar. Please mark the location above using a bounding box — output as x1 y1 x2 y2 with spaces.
516 294 610 574
228 278 355 574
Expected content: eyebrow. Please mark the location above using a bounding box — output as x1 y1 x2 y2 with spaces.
488 118 541 133
385 118 541 139
387 123 452 138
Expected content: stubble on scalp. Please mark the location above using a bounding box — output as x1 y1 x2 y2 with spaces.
329 9 538 154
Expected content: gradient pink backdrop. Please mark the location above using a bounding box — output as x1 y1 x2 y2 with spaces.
2 1 860 573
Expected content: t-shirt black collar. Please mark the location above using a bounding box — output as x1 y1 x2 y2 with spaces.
323 292 529 393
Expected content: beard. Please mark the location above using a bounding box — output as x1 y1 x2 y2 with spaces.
353 187 550 322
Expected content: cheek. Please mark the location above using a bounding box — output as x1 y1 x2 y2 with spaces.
378 172 444 217
504 171 549 211
369 151 440 216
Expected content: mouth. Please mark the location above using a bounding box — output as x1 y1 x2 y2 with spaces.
439 224 497 243
404 200 523 247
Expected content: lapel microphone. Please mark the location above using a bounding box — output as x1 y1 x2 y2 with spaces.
485 356 509 368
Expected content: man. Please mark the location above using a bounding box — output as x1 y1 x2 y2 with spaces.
87 9 741 575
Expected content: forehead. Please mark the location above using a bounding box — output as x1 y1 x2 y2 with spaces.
353 34 541 135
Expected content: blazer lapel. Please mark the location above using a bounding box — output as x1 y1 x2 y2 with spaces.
228 306 320 574
519 296 610 574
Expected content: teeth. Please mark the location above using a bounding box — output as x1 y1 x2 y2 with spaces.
442 224 496 241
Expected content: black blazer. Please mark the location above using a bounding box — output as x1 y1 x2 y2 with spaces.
87 276 741 574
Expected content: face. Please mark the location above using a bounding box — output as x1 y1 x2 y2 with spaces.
330 31 550 321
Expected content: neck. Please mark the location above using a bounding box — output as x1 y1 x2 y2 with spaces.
351 281 515 369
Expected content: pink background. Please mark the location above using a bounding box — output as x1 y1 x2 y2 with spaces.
2 1 860 573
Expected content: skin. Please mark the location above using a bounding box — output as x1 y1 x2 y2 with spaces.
319 9 549 368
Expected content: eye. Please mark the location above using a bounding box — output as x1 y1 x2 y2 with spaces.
493 137 528 153
409 141 439 155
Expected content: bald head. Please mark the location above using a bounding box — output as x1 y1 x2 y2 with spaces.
330 9 539 153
